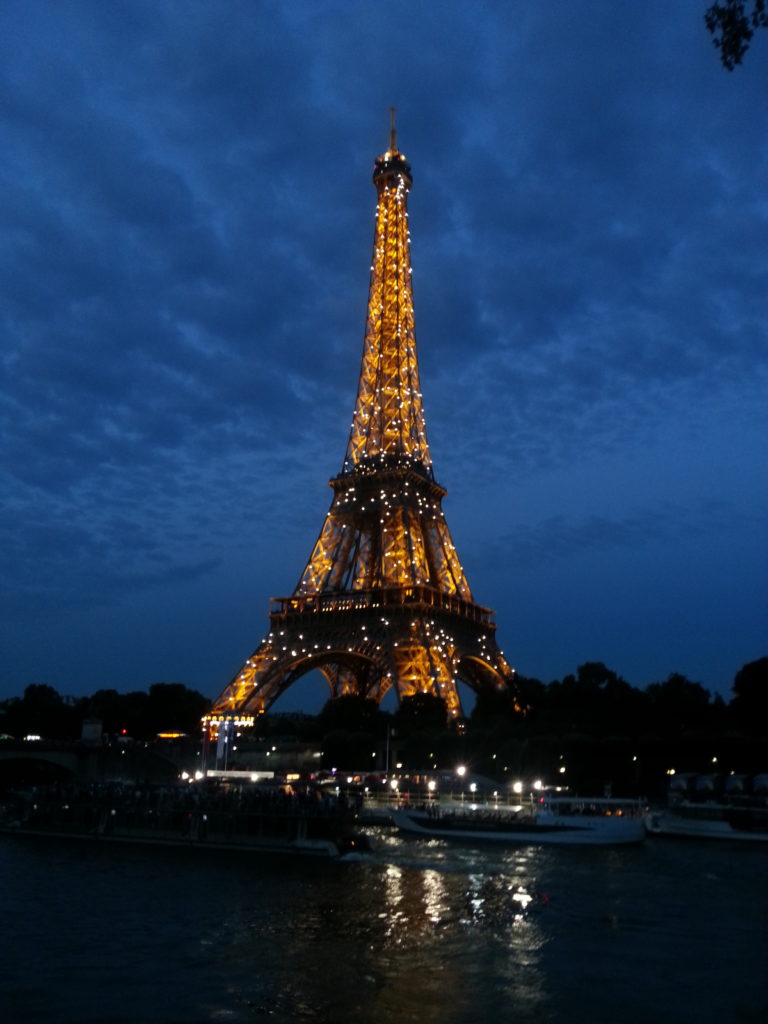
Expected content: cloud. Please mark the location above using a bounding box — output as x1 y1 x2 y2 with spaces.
0 1 765 698
488 498 741 572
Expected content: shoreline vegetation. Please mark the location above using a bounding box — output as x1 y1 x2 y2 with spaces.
0 658 764 798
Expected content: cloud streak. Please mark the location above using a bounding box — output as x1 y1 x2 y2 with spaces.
1 1 765 701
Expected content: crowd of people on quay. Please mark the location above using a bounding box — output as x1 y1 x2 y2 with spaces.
0 777 360 839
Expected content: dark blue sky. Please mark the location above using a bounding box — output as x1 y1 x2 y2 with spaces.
2 1 766 708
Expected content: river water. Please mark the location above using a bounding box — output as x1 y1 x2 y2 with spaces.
0 828 765 1023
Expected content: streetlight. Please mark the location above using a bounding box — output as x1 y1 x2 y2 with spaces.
455 765 467 803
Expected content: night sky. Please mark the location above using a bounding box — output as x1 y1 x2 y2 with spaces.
2 2 766 710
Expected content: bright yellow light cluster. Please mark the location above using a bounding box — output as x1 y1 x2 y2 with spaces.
344 172 430 471
206 134 516 723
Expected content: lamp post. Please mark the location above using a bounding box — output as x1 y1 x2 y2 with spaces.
456 764 466 805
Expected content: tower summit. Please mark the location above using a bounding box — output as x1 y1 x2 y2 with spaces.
206 122 516 727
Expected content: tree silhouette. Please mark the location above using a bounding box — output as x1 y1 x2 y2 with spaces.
393 693 447 736
470 686 520 729
730 656 768 730
2 684 78 739
705 1 768 68
145 683 210 736
646 673 714 732
318 694 381 735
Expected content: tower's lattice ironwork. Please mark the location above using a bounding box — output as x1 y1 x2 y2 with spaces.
207 120 516 727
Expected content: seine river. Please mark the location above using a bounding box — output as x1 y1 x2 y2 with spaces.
0 828 765 1023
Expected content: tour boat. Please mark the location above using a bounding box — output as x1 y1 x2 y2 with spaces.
644 773 768 842
392 795 647 846
645 803 768 842
0 782 371 858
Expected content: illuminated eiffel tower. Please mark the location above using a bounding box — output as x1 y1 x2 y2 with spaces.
207 116 516 729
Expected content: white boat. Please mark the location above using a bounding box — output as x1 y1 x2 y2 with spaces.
645 773 768 842
392 795 647 846
645 802 768 842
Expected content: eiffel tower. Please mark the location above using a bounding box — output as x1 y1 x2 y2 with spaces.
206 116 516 730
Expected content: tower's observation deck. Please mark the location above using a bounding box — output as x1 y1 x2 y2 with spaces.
206 121 516 724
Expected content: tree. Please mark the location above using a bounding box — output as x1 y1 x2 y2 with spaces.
730 656 768 729
2 684 80 740
646 673 713 732
537 662 640 735
88 688 149 738
705 1 768 69
145 682 210 736
470 686 520 729
318 694 381 735
393 693 447 736
316 695 384 770
513 675 547 720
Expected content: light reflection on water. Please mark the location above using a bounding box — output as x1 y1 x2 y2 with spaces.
0 831 766 1023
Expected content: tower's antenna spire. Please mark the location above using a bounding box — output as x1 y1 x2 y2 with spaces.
389 106 397 152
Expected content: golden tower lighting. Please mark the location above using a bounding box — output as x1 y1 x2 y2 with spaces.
206 116 516 728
